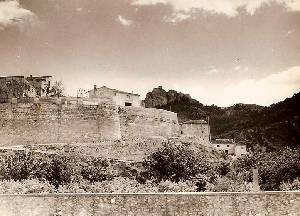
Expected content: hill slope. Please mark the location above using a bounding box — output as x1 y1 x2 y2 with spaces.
144 87 300 151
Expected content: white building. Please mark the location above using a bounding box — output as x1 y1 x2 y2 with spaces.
211 139 248 157
88 85 142 107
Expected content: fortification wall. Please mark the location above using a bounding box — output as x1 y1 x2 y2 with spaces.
0 103 179 146
0 103 121 146
119 107 179 140
0 192 299 215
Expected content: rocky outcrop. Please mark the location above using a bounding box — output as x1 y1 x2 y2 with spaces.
144 86 193 108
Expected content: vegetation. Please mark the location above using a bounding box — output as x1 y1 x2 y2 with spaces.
145 87 300 151
1 144 300 193
49 80 65 97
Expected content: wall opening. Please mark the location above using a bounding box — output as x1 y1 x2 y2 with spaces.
125 102 132 106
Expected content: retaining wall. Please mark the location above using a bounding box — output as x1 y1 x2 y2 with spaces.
0 192 299 216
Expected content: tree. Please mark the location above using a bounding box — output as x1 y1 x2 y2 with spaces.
142 142 212 182
50 81 64 97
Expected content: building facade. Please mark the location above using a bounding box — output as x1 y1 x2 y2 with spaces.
180 119 210 143
88 85 142 107
211 139 248 156
0 75 52 103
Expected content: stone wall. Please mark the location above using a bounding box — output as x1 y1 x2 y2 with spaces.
0 103 121 146
180 123 210 141
119 107 179 140
0 103 179 146
0 192 299 216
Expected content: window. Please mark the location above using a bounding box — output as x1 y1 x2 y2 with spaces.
114 93 117 96
225 150 228 154
126 94 130 98
202 130 204 133
125 102 132 106
227 145 230 147
217 145 220 147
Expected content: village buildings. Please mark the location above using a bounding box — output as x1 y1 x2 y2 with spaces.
0 75 52 102
88 85 142 107
0 76 248 156
211 138 248 157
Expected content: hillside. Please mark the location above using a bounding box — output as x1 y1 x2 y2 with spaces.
144 87 300 151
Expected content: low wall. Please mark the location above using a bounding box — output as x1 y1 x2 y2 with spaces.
0 192 299 216
119 107 179 140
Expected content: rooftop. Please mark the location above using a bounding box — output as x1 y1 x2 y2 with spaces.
89 86 140 96
182 119 207 124
211 139 235 144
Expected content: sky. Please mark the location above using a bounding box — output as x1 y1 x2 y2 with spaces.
0 0 300 106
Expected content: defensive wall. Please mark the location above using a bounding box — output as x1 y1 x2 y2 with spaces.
0 192 299 215
119 107 179 140
0 103 178 146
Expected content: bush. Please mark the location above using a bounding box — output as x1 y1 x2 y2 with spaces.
142 142 213 182
0 151 111 188
0 179 55 194
58 177 158 193
158 180 196 192
280 178 300 191
205 175 252 192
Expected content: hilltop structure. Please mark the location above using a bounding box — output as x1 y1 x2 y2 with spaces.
0 75 52 103
88 85 142 107
0 78 248 156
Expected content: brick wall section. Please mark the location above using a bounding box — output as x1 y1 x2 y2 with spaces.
0 103 121 146
0 192 300 216
119 107 179 140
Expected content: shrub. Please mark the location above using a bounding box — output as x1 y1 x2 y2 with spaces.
142 142 213 182
205 175 252 192
158 180 197 192
280 178 300 191
0 179 55 194
0 151 111 188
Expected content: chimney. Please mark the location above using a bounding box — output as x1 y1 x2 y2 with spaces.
158 85 162 89
94 85 97 93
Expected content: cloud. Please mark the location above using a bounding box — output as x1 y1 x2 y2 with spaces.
117 15 133 26
132 0 300 17
163 12 191 23
220 66 300 106
0 0 37 30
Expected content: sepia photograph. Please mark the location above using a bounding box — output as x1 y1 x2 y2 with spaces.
0 0 300 215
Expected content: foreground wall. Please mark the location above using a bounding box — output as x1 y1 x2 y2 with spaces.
0 192 299 216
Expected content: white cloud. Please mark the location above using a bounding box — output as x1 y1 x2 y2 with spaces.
117 15 133 26
0 0 37 30
220 66 300 106
132 0 300 17
163 12 191 23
